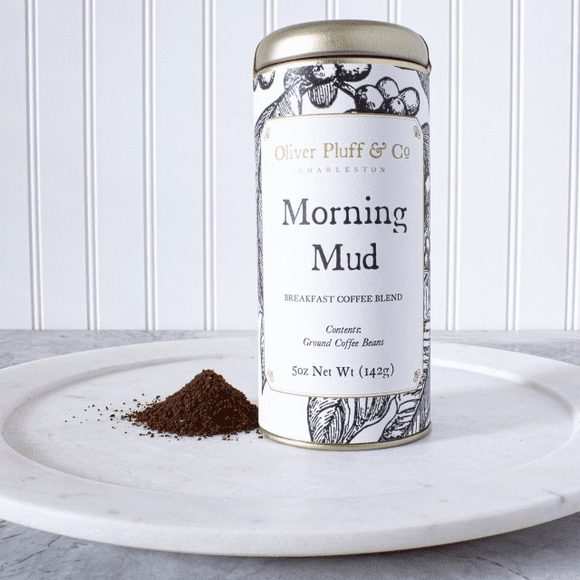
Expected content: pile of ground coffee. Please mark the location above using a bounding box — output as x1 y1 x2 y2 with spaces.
122 369 258 437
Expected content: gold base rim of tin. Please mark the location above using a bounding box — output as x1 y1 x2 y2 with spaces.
259 424 431 451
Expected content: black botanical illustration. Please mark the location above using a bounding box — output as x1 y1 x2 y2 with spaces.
308 394 397 444
417 70 430 104
255 63 431 444
253 71 275 92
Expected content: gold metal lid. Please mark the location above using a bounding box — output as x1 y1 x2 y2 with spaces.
254 20 430 74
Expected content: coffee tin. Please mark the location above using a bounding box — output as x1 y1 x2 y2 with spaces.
253 20 431 450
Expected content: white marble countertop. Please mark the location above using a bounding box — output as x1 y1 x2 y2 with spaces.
1 329 580 579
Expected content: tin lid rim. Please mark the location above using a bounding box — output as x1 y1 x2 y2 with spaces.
253 20 431 74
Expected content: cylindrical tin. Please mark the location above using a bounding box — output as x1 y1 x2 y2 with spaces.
253 20 431 450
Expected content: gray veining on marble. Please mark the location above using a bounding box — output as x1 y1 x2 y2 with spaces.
1 330 580 579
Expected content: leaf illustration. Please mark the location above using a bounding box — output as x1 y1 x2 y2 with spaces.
347 396 390 436
417 70 430 104
422 122 430 179
378 386 425 442
415 370 431 433
307 397 350 444
345 396 398 442
257 71 275 90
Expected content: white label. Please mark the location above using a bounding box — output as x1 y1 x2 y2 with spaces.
261 114 424 397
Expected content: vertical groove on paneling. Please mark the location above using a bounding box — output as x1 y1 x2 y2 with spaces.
567 0 580 329
446 0 462 330
506 0 524 330
143 0 157 330
25 0 43 330
326 0 338 20
388 0 401 24
83 0 99 330
265 0 276 34
203 0 217 330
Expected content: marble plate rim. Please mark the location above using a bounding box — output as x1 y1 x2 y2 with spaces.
0 337 579 557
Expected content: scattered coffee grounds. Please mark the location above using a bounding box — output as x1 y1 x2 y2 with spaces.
122 369 259 438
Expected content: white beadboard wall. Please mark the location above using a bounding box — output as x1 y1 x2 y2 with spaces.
1 0 579 330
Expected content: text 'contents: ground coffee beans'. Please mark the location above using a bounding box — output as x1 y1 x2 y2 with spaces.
122 370 259 438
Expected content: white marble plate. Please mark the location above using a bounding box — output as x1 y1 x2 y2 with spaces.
0 337 579 556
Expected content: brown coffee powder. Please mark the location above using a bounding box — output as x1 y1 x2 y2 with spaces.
122 369 258 437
